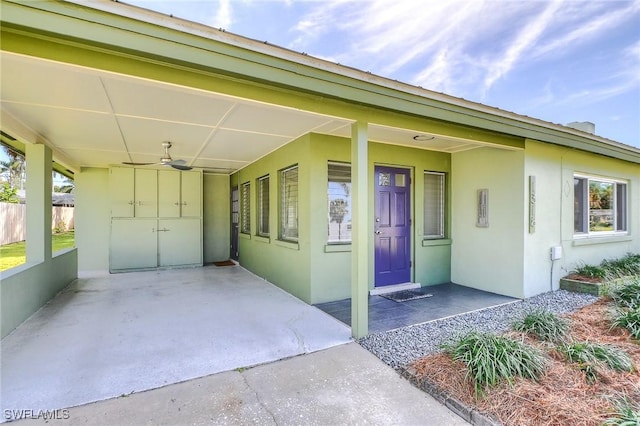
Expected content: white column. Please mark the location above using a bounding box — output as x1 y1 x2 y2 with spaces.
25 144 52 264
350 121 369 338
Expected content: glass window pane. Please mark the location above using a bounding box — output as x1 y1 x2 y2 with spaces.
588 180 613 232
328 162 351 243
378 172 391 186
395 173 406 187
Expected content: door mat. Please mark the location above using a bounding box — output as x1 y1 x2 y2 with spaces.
381 289 433 302
213 260 236 267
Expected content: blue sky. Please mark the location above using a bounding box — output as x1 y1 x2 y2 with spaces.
124 0 640 148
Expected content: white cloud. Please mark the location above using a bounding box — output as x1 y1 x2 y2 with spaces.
482 0 562 92
289 0 351 50
209 0 233 29
531 2 640 60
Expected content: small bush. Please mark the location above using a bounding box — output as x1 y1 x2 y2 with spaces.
573 263 606 280
443 331 547 395
603 394 640 426
611 309 640 340
512 310 569 342
559 342 634 383
610 282 640 310
571 253 640 282
602 253 640 278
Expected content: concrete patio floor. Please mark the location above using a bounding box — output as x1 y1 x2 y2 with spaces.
316 282 518 334
1 265 351 419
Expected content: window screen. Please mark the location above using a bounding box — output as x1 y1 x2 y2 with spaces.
240 182 250 234
257 175 270 237
423 172 445 238
280 166 299 241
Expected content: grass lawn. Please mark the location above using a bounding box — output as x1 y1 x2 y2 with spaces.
0 231 75 272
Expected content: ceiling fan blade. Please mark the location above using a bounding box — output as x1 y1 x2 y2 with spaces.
167 159 187 166
171 164 193 171
122 162 156 166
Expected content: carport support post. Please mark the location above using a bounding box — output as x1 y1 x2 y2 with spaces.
350 121 369 338
26 143 53 263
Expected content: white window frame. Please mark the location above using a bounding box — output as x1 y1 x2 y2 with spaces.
574 174 628 237
423 172 446 239
240 182 250 234
327 161 352 244
257 175 270 237
279 165 299 242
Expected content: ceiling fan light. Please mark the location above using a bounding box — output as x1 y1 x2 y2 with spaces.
413 134 435 142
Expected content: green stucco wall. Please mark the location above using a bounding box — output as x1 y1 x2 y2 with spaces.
232 132 452 304
524 140 640 296
1 142 78 338
451 147 526 298
1 250 77 338
0 250 77 338
76 167 111 272
233 134 312 302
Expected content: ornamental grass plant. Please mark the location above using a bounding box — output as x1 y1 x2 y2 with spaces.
512 310 569 343
442 331 547 395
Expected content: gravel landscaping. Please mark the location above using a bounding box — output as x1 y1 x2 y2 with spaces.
358 290 599 369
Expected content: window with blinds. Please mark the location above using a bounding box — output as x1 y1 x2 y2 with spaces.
240 182 250 234
280 165 299 241
257 175 270 237
328 162 351 243
423 172 445 239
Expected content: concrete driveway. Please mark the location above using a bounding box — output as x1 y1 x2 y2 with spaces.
1 265 351 418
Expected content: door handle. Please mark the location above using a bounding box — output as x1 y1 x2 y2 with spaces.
375 230 382 234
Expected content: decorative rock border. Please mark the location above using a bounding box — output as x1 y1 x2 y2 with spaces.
399 365 501 426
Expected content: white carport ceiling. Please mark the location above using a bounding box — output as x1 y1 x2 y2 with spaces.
1 52 493 174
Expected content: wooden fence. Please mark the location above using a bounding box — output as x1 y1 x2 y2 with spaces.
0 203 75 245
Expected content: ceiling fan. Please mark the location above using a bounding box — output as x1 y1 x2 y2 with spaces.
123 141 192 170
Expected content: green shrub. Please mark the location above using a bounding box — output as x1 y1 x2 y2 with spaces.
610 282 640 310
559 342 634 383
512 310 569 342
573 263 606 280
602 253 640 278
443 331 547 395
572 253 640 282
611 309 640 340
603 394 640 426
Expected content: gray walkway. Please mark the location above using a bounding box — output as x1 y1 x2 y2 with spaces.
316 282 518 333
1 265 351 419
11 343 467 425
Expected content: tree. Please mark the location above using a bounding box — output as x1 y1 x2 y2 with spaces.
0 145 25 190
53 173 74 193
329 198 349 240
0 182 19 203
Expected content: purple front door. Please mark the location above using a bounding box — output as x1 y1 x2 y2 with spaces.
374 166 411 286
